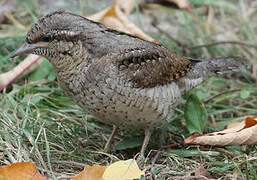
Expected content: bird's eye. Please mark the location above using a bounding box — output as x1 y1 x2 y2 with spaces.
43 35 51 42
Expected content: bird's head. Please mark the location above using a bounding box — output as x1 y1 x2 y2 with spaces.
11 10 100 69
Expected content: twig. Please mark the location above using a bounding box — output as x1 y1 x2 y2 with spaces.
150 14 257 53
153 25 257 51
187 41 257 49
203 89 241 104
214 147 239 158
150 141 192 161
150 141 196 175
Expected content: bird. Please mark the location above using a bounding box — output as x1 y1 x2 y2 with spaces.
11 10 249 156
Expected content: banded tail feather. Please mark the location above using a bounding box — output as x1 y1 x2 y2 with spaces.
181 57 250 94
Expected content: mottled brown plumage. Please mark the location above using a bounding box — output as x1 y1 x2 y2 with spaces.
12 10 249 155
116 47 193 88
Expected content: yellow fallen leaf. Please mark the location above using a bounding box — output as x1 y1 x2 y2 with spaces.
103 159 144 180
0 162 46 180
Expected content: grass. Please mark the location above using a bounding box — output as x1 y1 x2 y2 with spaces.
0 0 257 179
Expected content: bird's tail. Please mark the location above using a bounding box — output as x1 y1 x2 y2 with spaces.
180 57 250 94
189 57 250 80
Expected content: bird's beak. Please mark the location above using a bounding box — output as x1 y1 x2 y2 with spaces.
11 42 48 58
11 43 38 58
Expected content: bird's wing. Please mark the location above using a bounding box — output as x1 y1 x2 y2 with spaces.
109 47 194 88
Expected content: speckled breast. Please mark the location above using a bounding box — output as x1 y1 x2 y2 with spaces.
57 67 183 129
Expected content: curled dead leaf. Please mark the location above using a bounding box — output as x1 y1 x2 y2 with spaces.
161 0 190 9
0 162 46 180
185 117 257 146
87 1 157 43
145 0 190 9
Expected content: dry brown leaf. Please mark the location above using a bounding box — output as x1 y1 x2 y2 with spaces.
185 117 257 146
0 162 46 180
86 0 137 22
72 165 106 180
167 0 190 9
147 0 190 9
0 55 43 91
87 1 157 43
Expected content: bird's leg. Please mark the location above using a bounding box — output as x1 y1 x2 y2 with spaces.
140 128 152 157
104 125 119 152
137 129 152 167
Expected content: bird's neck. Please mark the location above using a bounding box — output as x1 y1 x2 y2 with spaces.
49 42 91 72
